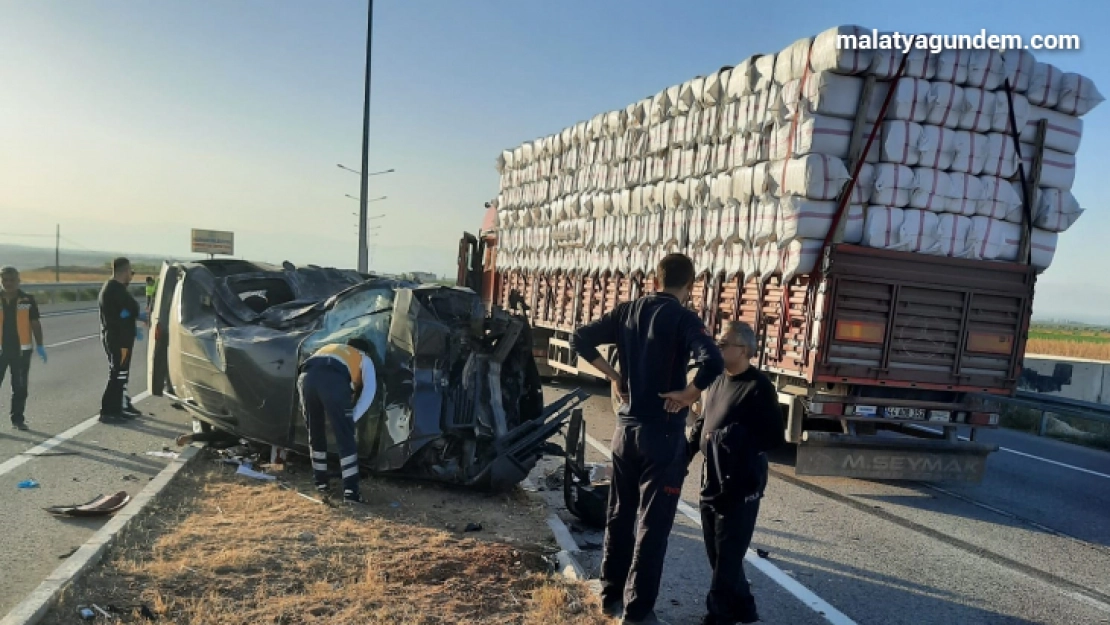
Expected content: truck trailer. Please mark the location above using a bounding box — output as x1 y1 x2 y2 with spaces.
457 27 1100 483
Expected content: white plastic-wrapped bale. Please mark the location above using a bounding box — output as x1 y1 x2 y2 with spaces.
777 197 865 244
1027 63 1063 108
935 213 974 257
978 175 1023 222
1056 73 1105 117
1026 186 1084 233
871 164 916 207
1017 144 1077 190
781 238 827 281
909 168 956 212
1021 105 1083 154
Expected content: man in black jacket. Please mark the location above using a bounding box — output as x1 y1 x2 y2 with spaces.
571 253 724 625
688 320 784 625
98 258 146 423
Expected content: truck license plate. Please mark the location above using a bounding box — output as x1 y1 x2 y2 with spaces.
884 407 926 419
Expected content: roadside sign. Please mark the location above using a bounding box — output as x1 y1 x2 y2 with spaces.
191 229 234 255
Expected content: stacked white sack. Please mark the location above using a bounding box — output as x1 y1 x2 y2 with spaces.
492 25 1099 280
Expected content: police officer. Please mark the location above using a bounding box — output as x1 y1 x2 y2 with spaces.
298 337 378 503
687 321 784 625
571 253 724 625
98 258 146 423
1 267 47 431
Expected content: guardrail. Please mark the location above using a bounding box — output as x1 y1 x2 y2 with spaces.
21 282 104 292
993 390 1110 435
20 281 145 305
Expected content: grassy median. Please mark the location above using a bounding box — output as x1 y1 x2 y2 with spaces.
43 451 608 625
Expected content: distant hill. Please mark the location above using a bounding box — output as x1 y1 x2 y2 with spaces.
0 243 167 272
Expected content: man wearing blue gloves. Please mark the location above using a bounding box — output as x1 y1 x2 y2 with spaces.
98 258 146 423
0 267 47 431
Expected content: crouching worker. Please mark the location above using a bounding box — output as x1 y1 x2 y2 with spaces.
687 321 784 625
297 338 378 504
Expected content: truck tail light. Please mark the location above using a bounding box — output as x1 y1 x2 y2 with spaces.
969 412 1000 426
966 332 1014 355
834 319 885 344
810 402 844 416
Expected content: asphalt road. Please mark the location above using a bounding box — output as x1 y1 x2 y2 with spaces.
0 306 192 617
541 382 1110 625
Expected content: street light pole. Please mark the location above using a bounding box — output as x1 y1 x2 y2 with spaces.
357 0 374 273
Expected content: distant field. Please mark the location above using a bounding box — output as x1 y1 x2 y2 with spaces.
19 268 156 285
1026 325 1110 361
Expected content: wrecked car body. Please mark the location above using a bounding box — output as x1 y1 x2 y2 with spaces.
147 259 584 490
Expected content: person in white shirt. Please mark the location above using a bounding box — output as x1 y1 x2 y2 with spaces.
297 338 378 503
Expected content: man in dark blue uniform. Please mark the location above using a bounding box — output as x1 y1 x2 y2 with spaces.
688 320 784 625
571 253 724 625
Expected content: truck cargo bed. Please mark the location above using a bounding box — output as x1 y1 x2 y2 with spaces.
492 243 1034 396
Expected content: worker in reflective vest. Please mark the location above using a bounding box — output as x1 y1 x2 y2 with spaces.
0 267 47 431
297 338 378 503
144 276 157 316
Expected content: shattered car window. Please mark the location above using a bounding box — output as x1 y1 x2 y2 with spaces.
300 286 394 362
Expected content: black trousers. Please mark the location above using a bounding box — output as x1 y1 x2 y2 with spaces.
0 350 32 424
297 359 361 496
699 456 768 623
600 420 688 620
100 339 134 416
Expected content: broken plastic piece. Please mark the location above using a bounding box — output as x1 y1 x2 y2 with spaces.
146 451 179 459
236 464 276 481
464 522 483 532
45 491 131 517
17 479 39 489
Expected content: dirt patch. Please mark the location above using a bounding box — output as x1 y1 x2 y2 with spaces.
41 451 610 625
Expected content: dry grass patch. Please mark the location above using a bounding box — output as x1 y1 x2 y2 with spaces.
1026 337 1110 361
43 453 609 625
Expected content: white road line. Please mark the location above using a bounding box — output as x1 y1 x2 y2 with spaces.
40 307 98 318
46 334 99 348
0 391 151 478
584 433 859 625
907 425 1110 480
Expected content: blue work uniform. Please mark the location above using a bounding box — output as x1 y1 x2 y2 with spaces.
297 344 377 500
571 291 724 620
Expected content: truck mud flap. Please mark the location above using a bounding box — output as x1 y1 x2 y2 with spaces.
795 432 998 483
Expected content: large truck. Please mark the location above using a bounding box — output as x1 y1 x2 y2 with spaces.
456 35 1089 483
459 201 1037 483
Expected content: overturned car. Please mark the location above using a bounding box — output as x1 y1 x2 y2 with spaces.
147 259 584 490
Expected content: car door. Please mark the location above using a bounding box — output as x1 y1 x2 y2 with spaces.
147 261 180 396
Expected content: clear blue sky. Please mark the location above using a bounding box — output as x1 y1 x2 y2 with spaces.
1 1 1106 320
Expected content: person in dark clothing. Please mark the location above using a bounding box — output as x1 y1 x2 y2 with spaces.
687 320 784 625
297 337 378 504
1 267 47 430
98 257 147 423
571 253 724 625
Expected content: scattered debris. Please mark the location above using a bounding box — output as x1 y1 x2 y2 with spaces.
298 532 317 543
17 479 39 489
145 451 179 459
76 606 94 620
45 491 131 517
390 501 401 509
756 549 770 559
670 599 681 606
171 402 185 410
465 522 484 533
122 474 140 482
235 464 276 481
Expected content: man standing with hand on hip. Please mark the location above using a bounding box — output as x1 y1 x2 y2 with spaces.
571 253 724 625
98 258 146 423
687 320 784 625
0 266 47 431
